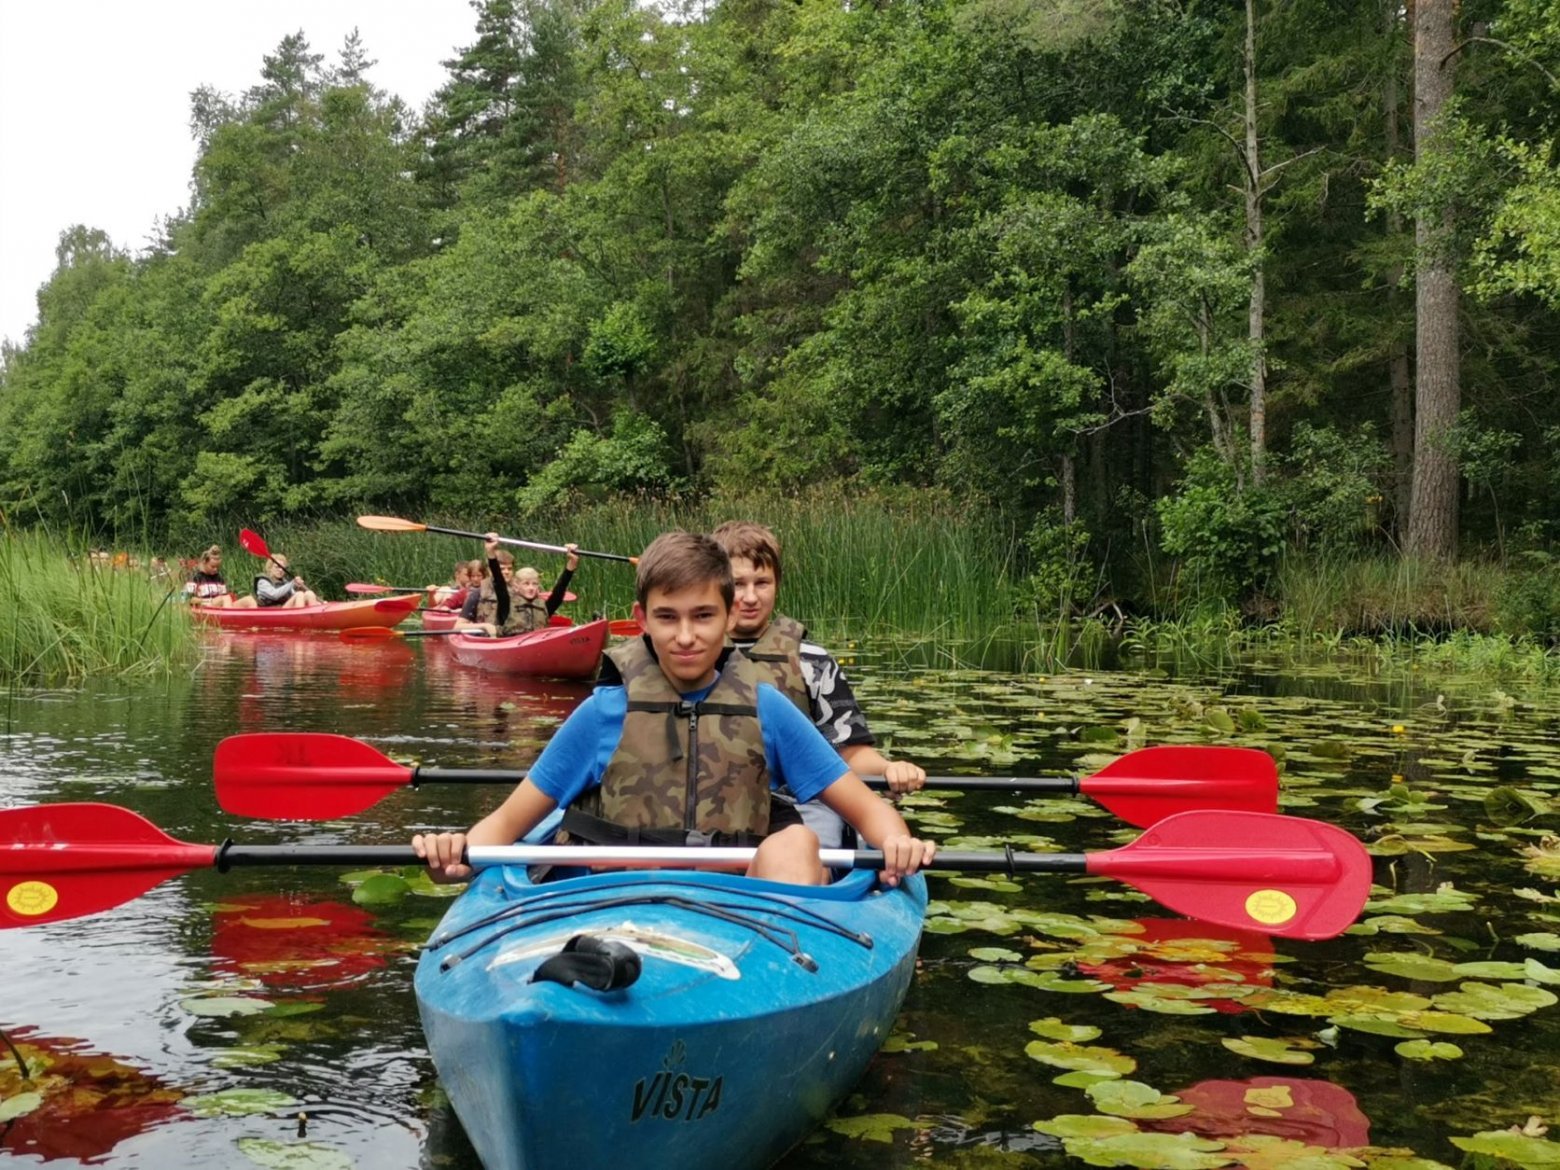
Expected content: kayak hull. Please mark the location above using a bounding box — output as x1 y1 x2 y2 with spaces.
448 619 608 679
189 594 420 631
421 609 461 632
415 864 926 1170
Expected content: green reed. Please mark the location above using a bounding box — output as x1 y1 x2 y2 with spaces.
0 530 199 684
252 492 1028 654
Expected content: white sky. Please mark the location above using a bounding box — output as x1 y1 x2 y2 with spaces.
0 0 479 349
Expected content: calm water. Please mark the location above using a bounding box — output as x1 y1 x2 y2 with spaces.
2 631 1558 1169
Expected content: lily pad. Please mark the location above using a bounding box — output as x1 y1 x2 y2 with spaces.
1055 1130 1234 1169
1086 1079 1194 1120
0 1091 43 1122
350 873 410 906
182 995 273 1018
186 1087 300 1117
1030 1017 1103 1043
1394 1040 1462 1061
1220 1036 1317 1065
1024 1040 1135 1078
237 1138 354 1170
1448 1131 1560 1166
824 1112 930 1142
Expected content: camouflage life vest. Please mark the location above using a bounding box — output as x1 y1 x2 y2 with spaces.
561 638 772 844
501 596 550 635
472 583 548 633
740 614 809 715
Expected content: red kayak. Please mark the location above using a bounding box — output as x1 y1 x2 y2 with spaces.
421 609 461 632
447 618 608 679
189 594 420 632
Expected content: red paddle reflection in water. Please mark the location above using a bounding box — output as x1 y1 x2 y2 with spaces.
210 894 397 991
1075 918 1275 1014
0 1026 185 1162
1147 1076 1371 1149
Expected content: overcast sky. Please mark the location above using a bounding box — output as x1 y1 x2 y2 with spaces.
0 0 479 350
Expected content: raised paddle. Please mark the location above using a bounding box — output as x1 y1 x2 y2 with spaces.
213 733 1279 826
237 528 294 577
346 584 578 602
357 515 638 565
0 803 1370 939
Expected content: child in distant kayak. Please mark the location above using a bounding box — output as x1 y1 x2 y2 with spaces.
710 520 926 848
252 553 322 609
456 535 580 636
429 560 481 609
182 546 239 607
414 531 936 886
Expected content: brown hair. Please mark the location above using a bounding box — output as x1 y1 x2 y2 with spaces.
710 521 782 587
635 531 733 608
199 545 222 567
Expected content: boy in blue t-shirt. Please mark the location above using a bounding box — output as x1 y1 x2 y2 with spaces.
414 531 936 887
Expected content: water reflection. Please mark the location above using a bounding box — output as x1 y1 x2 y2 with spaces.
209 894 399 991
0 1025 185 1162
1149 1076 1371 1149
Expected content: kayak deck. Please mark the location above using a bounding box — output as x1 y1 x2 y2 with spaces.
415 864 926 1170
447 618 608 679
189 593 420 631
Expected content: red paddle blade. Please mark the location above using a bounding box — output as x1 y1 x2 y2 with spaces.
608 619 643 637
238 528 270 559
346 583 394 594
1082 746 1278 827
215 733 414 819
0 803 215 928
1088 810 1371 941
356 515 426 532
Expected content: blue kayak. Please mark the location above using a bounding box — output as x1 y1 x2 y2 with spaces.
414 860 927 1170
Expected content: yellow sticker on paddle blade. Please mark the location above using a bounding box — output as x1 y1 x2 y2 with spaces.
1244 889 1297 926
7 881 60 917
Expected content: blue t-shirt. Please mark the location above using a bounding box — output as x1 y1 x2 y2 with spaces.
528 678 851 809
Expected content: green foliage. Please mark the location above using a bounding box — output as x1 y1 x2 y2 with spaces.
516 412 682 512
1280 423 1391 553
1157 450 1286 602
1495 551 1560 643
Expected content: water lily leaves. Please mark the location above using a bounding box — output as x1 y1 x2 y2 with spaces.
212 1045 287 1069
182 995 274 1018
1086 1079 1194 1120
1449 960 1538 980
1525 958 1560 985
1024 1040 1135 1078
1330 1014 1431 1039
1049 1128 1233 1169
0 1091 42 1122
1392 1011 1492 1035
350 873 411 906
947 876 1024 892
1101 989 1218 1015
1394 1039 1462 1061
824 1112 931 1142
1219 1037 1317 1065
1515 932 1560 952
969 947 1024 963
1033 1114 1139 1139
1520 838 1560 879
186 1087 300 1117
1030 1017 1103 1043
1348 916 1441 936
237 1137 354 1170
970 965 1108 992
1448 1130 1560 1166
1364 887 1480 916
1430 981 1558 1019
1361 953 1461 981
1485 787 1552 825
1204 709 1236 735
882 1031 939 1054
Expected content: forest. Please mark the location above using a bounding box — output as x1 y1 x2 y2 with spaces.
2 0 1557 628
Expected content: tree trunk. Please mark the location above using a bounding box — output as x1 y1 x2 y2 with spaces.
1406 0 1460 560
1384 0 1414 535
1244 0 1268 484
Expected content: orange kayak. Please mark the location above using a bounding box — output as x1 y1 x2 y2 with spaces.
447 618 607 679
190 593 421 631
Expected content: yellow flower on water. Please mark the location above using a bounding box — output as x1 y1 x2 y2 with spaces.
1391 774 1404 783
1391 725 1406 735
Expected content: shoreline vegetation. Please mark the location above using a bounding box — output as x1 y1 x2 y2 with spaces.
3 493 1555 686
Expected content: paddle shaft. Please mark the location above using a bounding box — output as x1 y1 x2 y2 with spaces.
421 523 634 565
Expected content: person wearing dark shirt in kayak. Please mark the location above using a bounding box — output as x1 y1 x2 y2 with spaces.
711 520 927 849
413 531 937 887
252 553 322 608
182 545 239 608
456 534 580 636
